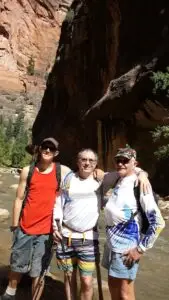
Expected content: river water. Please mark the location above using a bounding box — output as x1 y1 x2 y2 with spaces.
0 172 168 299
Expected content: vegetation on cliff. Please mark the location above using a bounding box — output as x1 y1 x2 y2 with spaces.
0 113 31 168
151 67 169 159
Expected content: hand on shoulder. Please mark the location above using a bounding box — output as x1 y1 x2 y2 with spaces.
60 165 72 181
94 168 105 181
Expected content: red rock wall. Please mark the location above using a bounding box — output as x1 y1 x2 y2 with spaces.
0 0 73 93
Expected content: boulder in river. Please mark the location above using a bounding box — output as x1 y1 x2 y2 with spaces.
0 208 10 222
10 184 18 190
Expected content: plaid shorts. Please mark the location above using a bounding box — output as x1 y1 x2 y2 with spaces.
56 238 99 276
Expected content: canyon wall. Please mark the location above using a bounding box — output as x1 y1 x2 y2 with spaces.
33 0 169 178
1 1 169 192
0 0 72 126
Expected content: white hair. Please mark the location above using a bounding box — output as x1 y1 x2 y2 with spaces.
77 148 98 161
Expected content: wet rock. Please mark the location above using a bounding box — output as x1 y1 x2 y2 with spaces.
10 184 18 190
164 195 169 201
0 208 10 222
159 200 169 211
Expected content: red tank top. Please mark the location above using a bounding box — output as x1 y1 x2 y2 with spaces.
20 163 58 234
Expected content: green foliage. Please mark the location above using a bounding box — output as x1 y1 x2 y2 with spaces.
0 112 31 168
27 56 35 76
152 126 169 159
151 67 169 96
13 112 24 138
5 118 13 140
65 8 75 23
151 68 169 159
152 126 169 142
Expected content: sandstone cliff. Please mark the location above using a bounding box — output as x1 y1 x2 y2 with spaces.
0 0 73 125
33 0 169 178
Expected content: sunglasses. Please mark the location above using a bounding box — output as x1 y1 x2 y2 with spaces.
41 143 57 152
115 158 130 165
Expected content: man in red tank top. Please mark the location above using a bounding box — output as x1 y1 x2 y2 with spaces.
0 137 71 300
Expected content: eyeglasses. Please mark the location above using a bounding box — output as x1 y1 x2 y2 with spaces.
79 157 97 164
41 143 57 152
115 158 130 165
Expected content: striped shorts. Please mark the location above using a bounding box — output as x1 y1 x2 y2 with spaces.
56 238 99 276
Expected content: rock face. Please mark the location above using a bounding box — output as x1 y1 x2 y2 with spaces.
33 1 169 177
0 0 73 126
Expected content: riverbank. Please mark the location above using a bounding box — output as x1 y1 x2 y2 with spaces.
0 169 169 299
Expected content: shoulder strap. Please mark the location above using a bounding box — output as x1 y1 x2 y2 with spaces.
133 182 150 234
26 161 36 189
133 183 142 212
120 183 141 228
55 162 61 191
100 177 120 210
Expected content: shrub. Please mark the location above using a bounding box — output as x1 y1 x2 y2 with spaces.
0 111 31 168
27 56 35 76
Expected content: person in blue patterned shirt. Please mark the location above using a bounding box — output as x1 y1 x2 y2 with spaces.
102 147 165 300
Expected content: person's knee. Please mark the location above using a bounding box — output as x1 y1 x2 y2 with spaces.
120 290 129 300
80 276 93 292
64 272 72 280
120 280 134 300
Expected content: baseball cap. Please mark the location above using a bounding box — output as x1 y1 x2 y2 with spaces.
115 147 137 160
41 137 59 149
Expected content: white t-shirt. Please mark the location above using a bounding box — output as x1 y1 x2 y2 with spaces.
53 173 101 239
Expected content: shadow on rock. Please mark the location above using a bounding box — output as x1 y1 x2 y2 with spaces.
0 265 66 300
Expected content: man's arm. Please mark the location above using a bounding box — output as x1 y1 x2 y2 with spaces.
53 164 71 228
134 167 150 194
138 190 165 252
60 165 71 186
123 189 165 266
53 164 71 242
102 172 119 194
53 194 64 231
102 167 150 195
11 166 29 227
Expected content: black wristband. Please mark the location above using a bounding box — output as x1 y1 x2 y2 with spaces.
10 226 18 232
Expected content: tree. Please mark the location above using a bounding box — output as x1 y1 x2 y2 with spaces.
151 67 169 97
0 110 31 168
5 118 13 141
13 112 24 138
151 67 169 159
0 124 6 165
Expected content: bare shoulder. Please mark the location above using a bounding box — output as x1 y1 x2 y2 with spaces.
19 165 30 181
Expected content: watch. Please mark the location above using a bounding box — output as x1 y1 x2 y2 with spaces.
137 246 144 254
